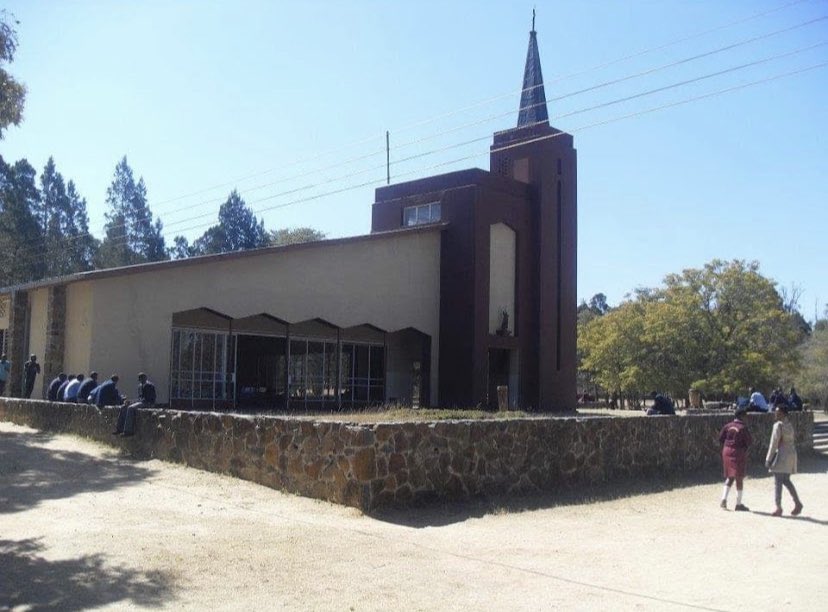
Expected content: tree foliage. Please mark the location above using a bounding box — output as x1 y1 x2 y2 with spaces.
190 190 267 255
269 227 326 246
39 157 97 276
0 156 44 284
0 11 26 139
797 327 828 408
580 260 803 399
96 157 167 268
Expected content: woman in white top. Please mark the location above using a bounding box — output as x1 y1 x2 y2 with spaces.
765 403 803 517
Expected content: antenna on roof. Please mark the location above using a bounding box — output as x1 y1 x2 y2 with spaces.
386 131 390 185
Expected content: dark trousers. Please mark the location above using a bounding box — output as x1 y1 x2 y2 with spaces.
0 379 6 395
116 402 152 435
774 473 801 507
23 378 35 398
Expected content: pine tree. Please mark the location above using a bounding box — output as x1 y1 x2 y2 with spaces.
97 156 167 268
0 156 44 284
192 190 267 255
66 180 98 272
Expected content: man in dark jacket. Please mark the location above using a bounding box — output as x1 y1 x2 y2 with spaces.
647 392 675 415
788 387 804 411
47 373 67 401
96 375 123 407
22 355 40 398
77 372 98 404
113 373 156 437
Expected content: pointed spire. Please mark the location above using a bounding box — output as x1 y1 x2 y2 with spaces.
517 14 549 128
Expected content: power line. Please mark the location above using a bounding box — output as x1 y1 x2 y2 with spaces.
16 58 821 279
77 12 828 245
9 17 826 272
145 0 813 209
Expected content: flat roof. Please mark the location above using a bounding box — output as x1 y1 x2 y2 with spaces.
0 223 447 294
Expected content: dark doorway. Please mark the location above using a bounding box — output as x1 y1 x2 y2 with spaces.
487 348 510 410
235 335 286 410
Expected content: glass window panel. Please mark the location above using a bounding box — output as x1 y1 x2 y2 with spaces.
201 334 215 377
369 385 384 403
417 205 430 224
355 385 369 402
369 346 385 382
324 342 337 399
430 202 441 222
355 345 369 381
403 207 416 226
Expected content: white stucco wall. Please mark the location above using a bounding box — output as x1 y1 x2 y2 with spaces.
488 223 516 335
27 288 48 399
82 231 442 404
64 282 93 377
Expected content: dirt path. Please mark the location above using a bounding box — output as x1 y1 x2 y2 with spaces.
1 421 826 611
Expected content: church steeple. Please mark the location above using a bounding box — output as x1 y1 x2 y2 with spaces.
517 13 549 128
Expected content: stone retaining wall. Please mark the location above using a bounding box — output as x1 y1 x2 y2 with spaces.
0 399 814 511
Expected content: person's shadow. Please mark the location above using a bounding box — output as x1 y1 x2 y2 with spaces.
749 510 828 526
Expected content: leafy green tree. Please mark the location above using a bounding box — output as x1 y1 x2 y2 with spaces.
0 12 26 139
580 259 802 401
269 227 326 246
0 156 44 284
797 327 828 408
97 157 167 268
191 190 267 255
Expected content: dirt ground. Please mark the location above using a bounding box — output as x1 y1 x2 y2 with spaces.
1 421 826 611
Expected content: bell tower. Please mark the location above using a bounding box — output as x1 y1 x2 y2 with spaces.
490 19 577 411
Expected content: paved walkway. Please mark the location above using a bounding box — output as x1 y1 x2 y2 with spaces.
1 421 826 611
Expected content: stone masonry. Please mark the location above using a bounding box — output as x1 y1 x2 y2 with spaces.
42 285 67 397
6 291 29 397
0 398 814 511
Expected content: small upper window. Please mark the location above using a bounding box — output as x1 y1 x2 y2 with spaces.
403 202 441 227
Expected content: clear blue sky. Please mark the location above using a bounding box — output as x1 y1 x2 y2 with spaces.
3 0 827 318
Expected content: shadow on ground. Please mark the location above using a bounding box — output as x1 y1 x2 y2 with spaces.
373 454 828 528
0 427 156 514
0 537 175 610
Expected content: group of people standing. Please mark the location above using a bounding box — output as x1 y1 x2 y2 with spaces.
719 402 804 517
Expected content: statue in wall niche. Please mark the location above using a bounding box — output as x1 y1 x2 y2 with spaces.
497 309 511 336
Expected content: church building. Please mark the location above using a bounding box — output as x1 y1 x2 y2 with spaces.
0 26 577 412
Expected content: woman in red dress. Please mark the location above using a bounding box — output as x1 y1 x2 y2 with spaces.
718 406 753 511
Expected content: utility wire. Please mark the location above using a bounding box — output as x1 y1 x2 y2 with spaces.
16 58 823 279
146 0 813 209
65 12 828 249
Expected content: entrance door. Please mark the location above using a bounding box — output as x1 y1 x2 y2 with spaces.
235 335 287 410
487 348 510 410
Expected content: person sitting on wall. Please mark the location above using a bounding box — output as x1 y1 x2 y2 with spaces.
113 373 156 437
788 387 804 411
0 354 11 396
22 355 40 399
95 375 123 408
56 375 75 402
769 387 789 408
748 387 770 413
47 373 67 401
647 392 675 415
76 372 98 405
64 373 84 402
